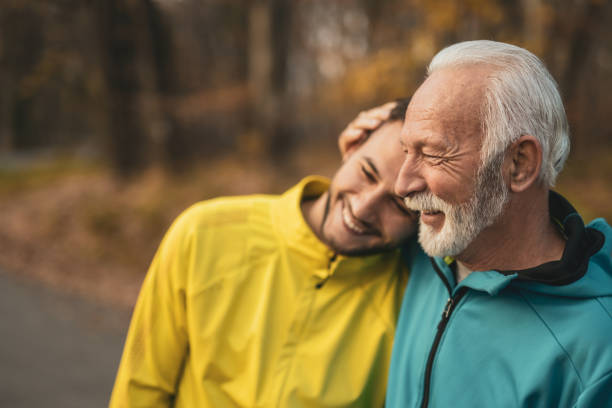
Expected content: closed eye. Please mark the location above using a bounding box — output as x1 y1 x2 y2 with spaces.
422 153 446 165
361 165 377 182
392 197 412 216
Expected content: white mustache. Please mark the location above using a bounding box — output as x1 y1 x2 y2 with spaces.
403 193 452 213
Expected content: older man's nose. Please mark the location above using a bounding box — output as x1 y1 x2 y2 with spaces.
395 158 426 197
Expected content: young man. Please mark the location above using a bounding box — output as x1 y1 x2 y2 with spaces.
110 100 417 407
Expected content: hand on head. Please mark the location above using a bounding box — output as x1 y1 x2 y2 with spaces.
338 102 398 160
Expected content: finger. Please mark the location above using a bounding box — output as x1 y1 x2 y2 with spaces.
339 101 400 155
340 127 367 141
355 103 397 123
366 102 398 120
380 101 399 110
351 116 383 130
338 128 366 154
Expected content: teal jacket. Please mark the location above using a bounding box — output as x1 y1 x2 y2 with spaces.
387 192 612 408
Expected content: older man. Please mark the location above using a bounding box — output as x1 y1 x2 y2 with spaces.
385 41 612 407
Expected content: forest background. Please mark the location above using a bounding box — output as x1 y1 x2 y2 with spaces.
1 0 611 308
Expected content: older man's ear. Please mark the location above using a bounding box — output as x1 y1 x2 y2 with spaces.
506 134 543 192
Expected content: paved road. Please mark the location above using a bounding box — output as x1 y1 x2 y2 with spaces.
0 271 131 407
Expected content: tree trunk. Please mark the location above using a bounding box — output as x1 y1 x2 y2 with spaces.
560 0 606 157
0 79 14 153
248 0 293 159
143 0 188 172
97 0 149 177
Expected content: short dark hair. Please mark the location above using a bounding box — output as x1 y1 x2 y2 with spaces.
387 97 411 123
361 97 411 143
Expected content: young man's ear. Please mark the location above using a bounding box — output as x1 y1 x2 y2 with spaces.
506 134 542 192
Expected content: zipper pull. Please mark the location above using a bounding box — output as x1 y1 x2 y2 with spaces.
443 297 453 319
436 297 453 330
315 275 329 289
316 253 338 289
441 287 468 321
327 253 338 269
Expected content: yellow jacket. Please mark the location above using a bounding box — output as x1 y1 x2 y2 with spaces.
110 176 409 407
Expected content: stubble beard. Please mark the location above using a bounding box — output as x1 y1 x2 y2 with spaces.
319 189 394 257
405 152 510 258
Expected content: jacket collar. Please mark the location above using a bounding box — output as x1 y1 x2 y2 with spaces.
273 176 403 280
497 191 604 285
273 176 334 268
432 191 605 294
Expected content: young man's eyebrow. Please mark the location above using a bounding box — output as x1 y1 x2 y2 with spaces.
364 157 381 178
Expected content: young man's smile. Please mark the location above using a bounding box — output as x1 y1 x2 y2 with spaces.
341 198 378 236
312 120 417 256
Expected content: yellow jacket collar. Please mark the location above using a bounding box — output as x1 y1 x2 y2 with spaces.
272 176 398 275
273 176 334 265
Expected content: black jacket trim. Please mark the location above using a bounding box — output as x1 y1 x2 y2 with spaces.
497 191 604 286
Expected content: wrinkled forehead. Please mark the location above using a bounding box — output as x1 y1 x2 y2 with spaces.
411 67 489 117
404 66 490 143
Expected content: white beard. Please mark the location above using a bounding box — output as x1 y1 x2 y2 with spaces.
405 152 509 257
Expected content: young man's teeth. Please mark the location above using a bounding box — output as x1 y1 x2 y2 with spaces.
343 206 365 234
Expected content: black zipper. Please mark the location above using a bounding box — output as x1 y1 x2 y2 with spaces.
419 259 468 408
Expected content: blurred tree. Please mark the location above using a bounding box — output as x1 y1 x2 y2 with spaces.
143 0 189 172
0 1 102 154
0 0 609 170
548 0 610 156
97 0 151 176
0 3 44 152
248 0 294 158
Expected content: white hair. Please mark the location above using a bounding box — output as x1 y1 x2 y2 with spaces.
427 40 570 188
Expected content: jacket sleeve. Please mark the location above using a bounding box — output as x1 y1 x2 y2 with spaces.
572 370 612 408
109 212 192 408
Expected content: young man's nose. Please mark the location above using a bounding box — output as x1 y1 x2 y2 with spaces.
394 157 426 198
351 188 384 221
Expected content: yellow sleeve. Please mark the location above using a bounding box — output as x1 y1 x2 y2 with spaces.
109 211 193 408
